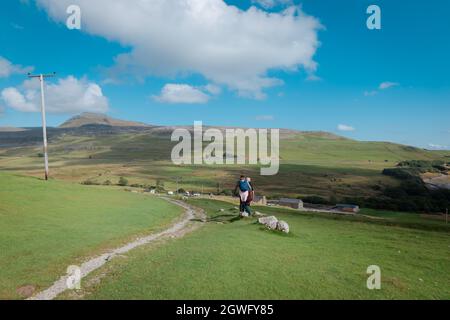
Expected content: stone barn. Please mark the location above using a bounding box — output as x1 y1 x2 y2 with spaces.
333 204 360 213
278 198 304 210
253 195 267 206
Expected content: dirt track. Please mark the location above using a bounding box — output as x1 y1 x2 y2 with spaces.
28 198 205 300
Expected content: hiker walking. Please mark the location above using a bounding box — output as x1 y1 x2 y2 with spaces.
234 175 252 217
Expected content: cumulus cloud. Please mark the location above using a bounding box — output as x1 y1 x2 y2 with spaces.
154 84 210 104
251 0 293 9
1 87 36 112
379 81 399 90
337 124 355 132
36 0 322 99
203 84 222 95
1 76 109 113
0 56 33 78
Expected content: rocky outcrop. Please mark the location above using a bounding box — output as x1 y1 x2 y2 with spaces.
276 220 290 233
258 215 290 233
258 216 279 230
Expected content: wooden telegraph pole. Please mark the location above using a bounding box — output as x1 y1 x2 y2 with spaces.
28 72 56 180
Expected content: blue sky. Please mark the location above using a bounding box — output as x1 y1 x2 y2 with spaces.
0 0 449 149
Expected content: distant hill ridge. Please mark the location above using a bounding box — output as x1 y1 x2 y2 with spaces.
59 112 149 128
57 112 347 140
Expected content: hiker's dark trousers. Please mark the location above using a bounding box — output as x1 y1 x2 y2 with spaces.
240 200 252 215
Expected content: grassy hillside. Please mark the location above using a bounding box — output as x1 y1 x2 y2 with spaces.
71 199 450 300
0 128 448 201
281 134 442 168
0 173 183 299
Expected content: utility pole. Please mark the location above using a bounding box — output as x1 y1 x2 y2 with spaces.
28 72 56 180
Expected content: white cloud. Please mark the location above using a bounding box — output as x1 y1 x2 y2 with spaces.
337 124 355 132
203 84 222 95
364 90 377 97
306 74 321 82
379 82 399 90
36 0 322 99
1 76 109 113
364 81 400 97
0 56 33 78
256 115 274 121
11 23 25 30
153 84 210 104
1 87 36 112
251 0 292 9
427 143 449 150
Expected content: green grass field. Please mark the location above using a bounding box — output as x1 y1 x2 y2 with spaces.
0 173 183 299
73 199 450 300
1 128 450 300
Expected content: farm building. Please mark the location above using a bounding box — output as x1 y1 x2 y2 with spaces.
144 188 156 194
278 198 304 209
333 204 360 213
253 195 267 206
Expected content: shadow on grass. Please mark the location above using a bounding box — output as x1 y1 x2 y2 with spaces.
189 213 241 223
207 213 241 224
190 212 251 224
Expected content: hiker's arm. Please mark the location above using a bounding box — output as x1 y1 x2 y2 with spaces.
233 183 239 196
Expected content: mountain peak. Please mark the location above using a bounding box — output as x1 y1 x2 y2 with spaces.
59 113 149 128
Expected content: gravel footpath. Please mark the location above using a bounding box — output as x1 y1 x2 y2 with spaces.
28 198 204 300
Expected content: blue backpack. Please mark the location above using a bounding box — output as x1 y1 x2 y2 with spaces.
239 180 250 192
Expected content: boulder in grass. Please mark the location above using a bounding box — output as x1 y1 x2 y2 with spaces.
258 215 277 224
276 220 290 233
258 216 278 230
266 219 278 230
